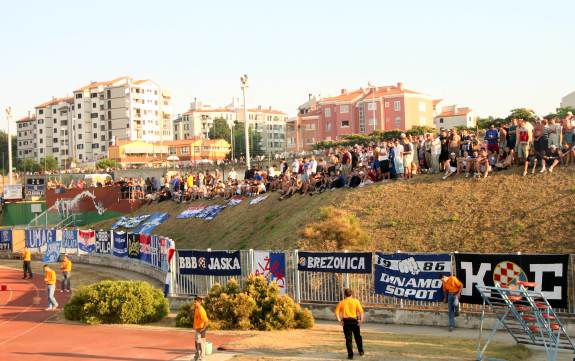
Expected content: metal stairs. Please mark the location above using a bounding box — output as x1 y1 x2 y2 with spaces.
475 282 575 361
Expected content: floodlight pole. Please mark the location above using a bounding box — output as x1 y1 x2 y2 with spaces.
240 75 250 169
5 107 13 184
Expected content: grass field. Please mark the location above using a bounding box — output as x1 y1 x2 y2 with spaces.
94 167 575 253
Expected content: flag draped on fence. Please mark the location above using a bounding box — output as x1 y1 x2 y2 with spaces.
0 229 12 252
253 251 286 294
96 230 111 255
113 231 128 258
78 230 96 254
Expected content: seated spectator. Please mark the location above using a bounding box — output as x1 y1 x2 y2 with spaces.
475 149 491 178
523 147 537 176
495 147 515 170
442 153 459 180
544 145 561 173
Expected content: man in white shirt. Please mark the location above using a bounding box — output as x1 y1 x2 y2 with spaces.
268 165 276 178
430 135 441 174
291 158 300 174
310 156 318 175
228 168 237 181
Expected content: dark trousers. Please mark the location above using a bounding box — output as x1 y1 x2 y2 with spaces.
23 261 32 278
343 318 363 357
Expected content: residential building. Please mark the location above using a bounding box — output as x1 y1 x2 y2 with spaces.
32 97 75 167
108 138 230 166
434 105 477 129
16 114 37 162
561 91 575 108
290 82 435 150
174 99 288 155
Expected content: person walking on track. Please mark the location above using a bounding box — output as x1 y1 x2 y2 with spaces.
193 296 209 361
441 274 463 331
43 264 58 311
335 288 365 360
22 247 32 279
60 255 72 293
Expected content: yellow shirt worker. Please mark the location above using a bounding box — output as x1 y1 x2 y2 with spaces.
22 247 33 279
335 288 364 360
60 256 73 293
43 265 59 311
193 296 209 361
441 274 463 331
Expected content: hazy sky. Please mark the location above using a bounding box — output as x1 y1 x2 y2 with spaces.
1 0 574 132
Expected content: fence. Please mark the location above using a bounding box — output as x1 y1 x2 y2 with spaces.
171 250 575 315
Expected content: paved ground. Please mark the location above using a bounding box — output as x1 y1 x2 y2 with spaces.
0 265 240 361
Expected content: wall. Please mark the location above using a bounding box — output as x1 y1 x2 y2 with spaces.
1 202 46 226
67 254 166 283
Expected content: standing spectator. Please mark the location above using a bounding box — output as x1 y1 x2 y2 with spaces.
424 134 433 173
341 148 352 183
507 118 518 150
430 134 442 174
22 247 32 279
401 134 413 179
533 119 548 173
498 126 508 151
43 264 58 311
516 119 532 164
439 130 449 171
460 129 472 157
441 274 462 332
60 255 72 293
393 139 404 178
485 124 500 153
562 111 574 146
193 296 209 361
335 288 365 360
448 129 461 156
548 118 562 148
291 157 300 175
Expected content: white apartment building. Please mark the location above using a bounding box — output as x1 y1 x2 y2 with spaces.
434 104 477 129
173 99 288 155
16 114 37 161
561 90 575 109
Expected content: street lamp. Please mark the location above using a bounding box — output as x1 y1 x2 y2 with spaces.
5 107 13 184
240 74 250 169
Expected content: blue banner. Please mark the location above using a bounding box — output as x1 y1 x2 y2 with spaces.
96 230 111 255
297 251 372 274
111 214 150 230
58 229 78 253
26 229 56 249
113 231 128 258
132 212 169 235
374 252 451 302
0 229 12 252
178 250 241 275
43 241 62 263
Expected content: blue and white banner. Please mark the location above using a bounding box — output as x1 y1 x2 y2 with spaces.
43 241 62 263
0 229 12 252
297 251 372 274
111 214 150 230
57 229 78 254
113 231 128 258
151 235 161 269
132 212 169 235
374 253 451 302
178 250 241 276
26 229 56 251
96 230 111 255
253 251 286 294
78 230 96 254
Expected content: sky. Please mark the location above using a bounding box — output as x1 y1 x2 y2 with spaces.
1 0 574 133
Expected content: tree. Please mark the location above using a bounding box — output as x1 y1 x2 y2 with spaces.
556 106 575 119
18 158 41 173
0 131 17 175
232 122 262 159
506 108 536 123
96 158 119 169
208 117 232 142
39 156 59 171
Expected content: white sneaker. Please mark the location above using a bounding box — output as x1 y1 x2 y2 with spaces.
549 168 554 173
442 175 448 180
45 307 53 311
522 171 527 177
540 167 546 173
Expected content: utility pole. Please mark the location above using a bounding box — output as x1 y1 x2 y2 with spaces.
5 107 13 184
240 74 250 169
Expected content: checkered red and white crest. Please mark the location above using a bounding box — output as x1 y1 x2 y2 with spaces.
493 261 528 286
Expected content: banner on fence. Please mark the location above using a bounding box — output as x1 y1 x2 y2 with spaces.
151 235 160 268
178 250 241 275
454 253 569 309
3 184 22 200
43 241 62 263
128 233 141 259
0 229 12 251
139 234 152 264
113 231 128 258
132 212 170 235
374 253 451 301
78 230 96 254
26 229 56 251
297 251 372 274
96 230 111 255
253 251 286 294
57 229 78 254
160 237 175 271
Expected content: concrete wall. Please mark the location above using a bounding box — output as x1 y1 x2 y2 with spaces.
67 254 166 283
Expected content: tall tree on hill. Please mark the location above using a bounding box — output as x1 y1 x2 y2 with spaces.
208 117 232 143
0 131 17 175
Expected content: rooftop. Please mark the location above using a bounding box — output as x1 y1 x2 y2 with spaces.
16 115 36 123
35 97 74 109
74 76 130 92
437 107 473 117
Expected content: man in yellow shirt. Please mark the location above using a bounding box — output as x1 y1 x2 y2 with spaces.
193 296 209 361
43 264 58 311
22 247 33 279
60 255 72 293
441 274 463 331
335 288 364 360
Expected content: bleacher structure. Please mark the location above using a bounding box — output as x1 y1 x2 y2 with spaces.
475 282 575 361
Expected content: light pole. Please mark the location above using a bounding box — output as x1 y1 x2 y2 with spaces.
5 107 13 184
240 74 250 169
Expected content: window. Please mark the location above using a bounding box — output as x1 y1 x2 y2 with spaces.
77 103 82 109
341 120 350 128
92 103 96 109
440 118 444 124
92 143 99 149
100 115 105 120
91 93 97 98
91 113 98 119
419 116 426 126
305 124 315 130
181 146 189 154
78 124 82 129
367 102 377 111
78 134 82 140
108 111 112 120
100 125 105 131
39 129 43 134
75 93 82 99
93 123 97 128
394 101 401 111
38 109 44 115
53 109 56 114
107 90 111 98
368 118 376 126
40 138 43 143
324 108 331 117
107 100 111 109
385 102 390 108
340 105 349 114
419 101 426 112
395 116 401 127
40 148 43 153
93 133 97 139
78 114 82 119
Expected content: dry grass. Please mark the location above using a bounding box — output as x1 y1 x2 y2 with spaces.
93 167 575 253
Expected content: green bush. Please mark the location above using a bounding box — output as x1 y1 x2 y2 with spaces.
175 275 314 331
64 280 169 325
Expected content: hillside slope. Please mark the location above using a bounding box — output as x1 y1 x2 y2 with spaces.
94 168 575 253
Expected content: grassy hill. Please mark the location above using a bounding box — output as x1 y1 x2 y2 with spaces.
94 167 575 253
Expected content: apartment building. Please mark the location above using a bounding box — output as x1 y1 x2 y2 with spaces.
16 115 37 161
32 97 75 167
287 82 435 150
434 104 477 129
174 99 288 155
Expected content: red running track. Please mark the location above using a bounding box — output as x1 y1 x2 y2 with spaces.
0 266 241 361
